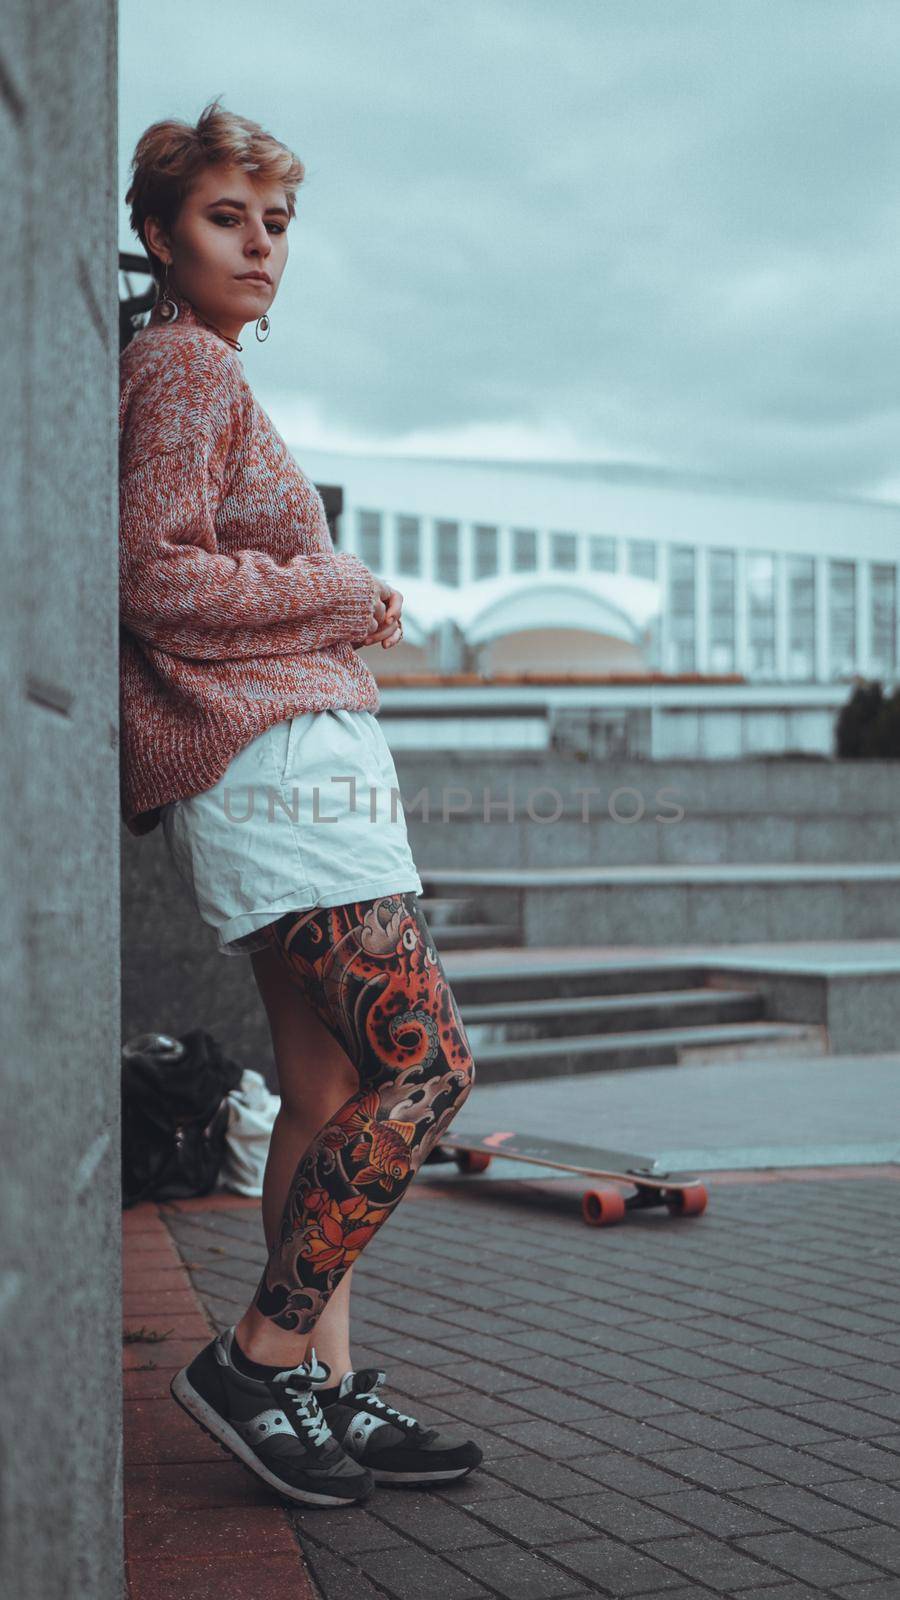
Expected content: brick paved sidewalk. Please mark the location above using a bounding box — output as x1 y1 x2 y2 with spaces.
124 1159 900 1600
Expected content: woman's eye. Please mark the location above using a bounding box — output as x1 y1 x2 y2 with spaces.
212 214 285 234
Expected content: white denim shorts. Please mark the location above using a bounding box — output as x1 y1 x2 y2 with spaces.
160 709 423 957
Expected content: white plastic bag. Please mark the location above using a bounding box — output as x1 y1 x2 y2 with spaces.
219 1067 281 1196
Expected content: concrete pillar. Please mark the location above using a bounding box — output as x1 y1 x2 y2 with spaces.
0 2 123 1597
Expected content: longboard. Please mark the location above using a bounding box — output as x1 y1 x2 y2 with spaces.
431 1129 708 1227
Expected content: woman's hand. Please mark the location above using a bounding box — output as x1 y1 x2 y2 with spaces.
354 576 404 650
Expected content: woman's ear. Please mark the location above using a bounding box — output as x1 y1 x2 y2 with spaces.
143 215 171 267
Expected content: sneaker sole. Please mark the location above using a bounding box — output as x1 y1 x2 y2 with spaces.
369 1463 480 1483
170 1367 373 1508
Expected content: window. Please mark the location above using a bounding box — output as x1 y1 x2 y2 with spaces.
871 563 897 677
512 527 538 571
829 560 856 677
708 549 735 672
669 544 696 671
747 551 776 676
627 539 657 579
396 515 421 576
474 524 499 579
550 531 577 570
787 556 816 680
357 509 381 568
435 519 460 586
589 535 617 572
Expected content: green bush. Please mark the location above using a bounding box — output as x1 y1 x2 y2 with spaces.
835 680 900 758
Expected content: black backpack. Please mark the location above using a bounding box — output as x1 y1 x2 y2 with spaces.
121 1029 245 1208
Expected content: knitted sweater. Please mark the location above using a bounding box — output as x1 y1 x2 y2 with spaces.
119 292 380 837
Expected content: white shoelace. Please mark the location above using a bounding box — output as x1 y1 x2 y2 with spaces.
274 1350 334 1448
280 1380 333 1447
358 1376 421 1432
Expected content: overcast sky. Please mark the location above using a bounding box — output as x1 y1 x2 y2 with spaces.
119 0 900 501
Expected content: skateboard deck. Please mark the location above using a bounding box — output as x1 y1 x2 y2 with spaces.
433 1129 708 1226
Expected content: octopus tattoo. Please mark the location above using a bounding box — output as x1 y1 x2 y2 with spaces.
252 892 476 1333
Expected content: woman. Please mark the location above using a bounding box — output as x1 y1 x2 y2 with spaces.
121 97 480 1507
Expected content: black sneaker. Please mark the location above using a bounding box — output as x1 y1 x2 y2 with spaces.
315 1365 484 1485
170 1327 374 1507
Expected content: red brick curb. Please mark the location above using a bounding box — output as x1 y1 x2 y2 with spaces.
122 1202 321 1600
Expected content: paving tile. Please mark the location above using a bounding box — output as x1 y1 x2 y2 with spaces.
829 1522 900 1568
291 1504 406 1555
641 1531 792 1589
447 1542 587 1599
459 1493 596 1545
124 1397 226 1466
544 1535 692 1592
123 1311 212 1340
123 1338 205 1372
301 1545 396 1600
736 1529 886 1586
642 1485 783 1538
356 1542 492 1599
355 1490 498 1552
126 1503 295 1559
124 1461 274 1514
731 1481 880 1532
737 1588 821 1599
126 1551 314 1599
833 1584 900 1600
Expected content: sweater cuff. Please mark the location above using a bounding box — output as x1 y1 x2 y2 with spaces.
331 551 377 639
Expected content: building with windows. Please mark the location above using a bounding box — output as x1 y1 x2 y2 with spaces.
297 446 900 755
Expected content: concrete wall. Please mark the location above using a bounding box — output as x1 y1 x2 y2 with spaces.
0 3 123 1596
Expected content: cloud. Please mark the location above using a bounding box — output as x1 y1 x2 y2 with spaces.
119 0 900 499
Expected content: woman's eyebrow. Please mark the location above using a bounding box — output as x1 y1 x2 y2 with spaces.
206 196 290 218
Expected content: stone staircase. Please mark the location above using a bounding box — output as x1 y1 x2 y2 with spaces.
416 893 520 950
401 754 900 1065
444 958 826 1084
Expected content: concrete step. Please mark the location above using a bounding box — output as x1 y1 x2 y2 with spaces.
448 959 715 1005
418 895 483 927
429 922 522 950
407 812 900 870
460 986 764 1045
468 1020 828 1084
420 864 900 946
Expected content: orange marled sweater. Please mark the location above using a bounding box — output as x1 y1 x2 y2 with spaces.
119 292 380 837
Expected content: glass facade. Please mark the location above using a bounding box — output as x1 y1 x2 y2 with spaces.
828 559 856 677
435 519 461 586
589 535 617 572
787 556 816 680
669 544 696 671
747 552 776 676
627 539 657 579
474 524 499 579
357 509 381 568
347 499 893 684
512 527 538 571
396 515 421 576
550 531 578 570
871 563 897 677
708 549 736 672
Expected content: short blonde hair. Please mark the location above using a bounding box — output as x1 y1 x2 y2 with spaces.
125 96 305 282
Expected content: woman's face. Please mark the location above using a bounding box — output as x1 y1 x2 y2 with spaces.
145 163 290 340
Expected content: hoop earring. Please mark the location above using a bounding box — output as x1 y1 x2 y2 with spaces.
255 314 271 343
157 262 180 323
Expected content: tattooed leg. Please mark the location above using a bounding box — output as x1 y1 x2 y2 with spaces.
249 891 476 1336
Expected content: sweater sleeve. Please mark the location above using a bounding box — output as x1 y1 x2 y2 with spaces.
119 341 377 659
